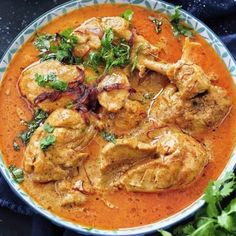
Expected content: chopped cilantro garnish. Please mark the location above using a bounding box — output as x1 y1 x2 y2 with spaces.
34 34 56 52
13 141 20 151
85 226 93 231
19 109 48 144
40 135 56 150
169 6 193 38
101 130 117 144
85 76 97 83
143 92 155 100
43 123 54 133
101 28 114 48
120 9 134 21
66 101 75 109
34 73 68 91
131 44 144 72
148 16 162 33
85 28 130 73
34 28 82 65
9 165 24 183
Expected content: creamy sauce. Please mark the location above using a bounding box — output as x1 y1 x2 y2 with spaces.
0 4 236 230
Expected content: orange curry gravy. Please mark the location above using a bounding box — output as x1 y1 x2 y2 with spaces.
0 4 236 230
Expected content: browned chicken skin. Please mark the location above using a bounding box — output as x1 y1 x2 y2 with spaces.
149 84 231 134
24 109 100 183
97 127 209 192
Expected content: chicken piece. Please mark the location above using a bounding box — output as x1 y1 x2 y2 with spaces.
143 60 210 99
60 192 86 207
19 60 81 112
74 16 131 57
103 100 146 136
149 84 231 134
74 18 103 57
97 70 130 112
24 109 99 182
131 34 158 77
76 17 103 36
97 138 156 189
101 16 132 40
142 38 210 99
121 127 209 192
55 178 87 207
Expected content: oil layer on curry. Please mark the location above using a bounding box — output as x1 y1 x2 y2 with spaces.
0 4 235 230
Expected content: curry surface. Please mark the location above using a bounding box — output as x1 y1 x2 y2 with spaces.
0 4 236 230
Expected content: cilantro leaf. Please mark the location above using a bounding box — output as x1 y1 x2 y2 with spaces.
34 28 82 65
192 219 216 236
148 16 162 33
159 230 173 236
85 51 101 72
85 76 97 84
169 6 193 38
34 72 57 86
40 135 56 150
9 165 24 183
34 34 56 51
227 199 236 214
43 123 54 133
34 73 68 91
66 101 75 109
131 44 144 72
101 131 117 144
19 109 48 144
218 211 236 232
120 9 134 21
101 28 114 49
85 28 130 73
13 141 20 151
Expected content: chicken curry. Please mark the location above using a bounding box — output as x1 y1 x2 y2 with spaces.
0 4 236 230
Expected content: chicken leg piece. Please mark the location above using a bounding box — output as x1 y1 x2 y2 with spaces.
141 38 210 99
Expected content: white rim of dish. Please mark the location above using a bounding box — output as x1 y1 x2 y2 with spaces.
0 0 235 235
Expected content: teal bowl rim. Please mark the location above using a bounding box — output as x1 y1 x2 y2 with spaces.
0 0 235 235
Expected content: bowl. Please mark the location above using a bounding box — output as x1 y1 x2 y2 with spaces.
0 0 236 235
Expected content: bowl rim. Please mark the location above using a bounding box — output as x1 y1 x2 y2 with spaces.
0 0 235 235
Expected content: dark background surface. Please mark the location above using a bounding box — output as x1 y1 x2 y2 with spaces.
0 0 235 236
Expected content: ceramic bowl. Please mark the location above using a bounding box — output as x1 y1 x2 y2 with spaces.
0 0 235 235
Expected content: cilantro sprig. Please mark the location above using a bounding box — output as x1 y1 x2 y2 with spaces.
34 73 68 91
159 172 236 236
169 6 193 38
